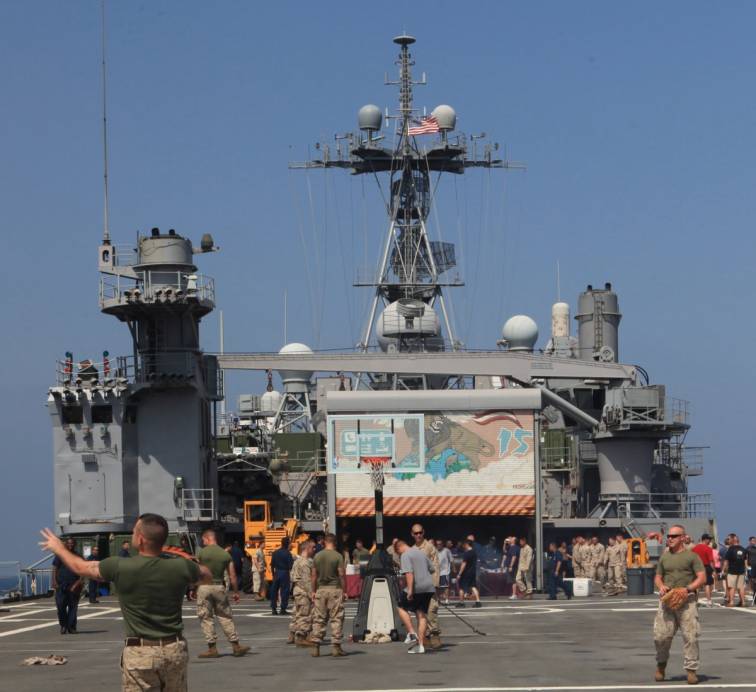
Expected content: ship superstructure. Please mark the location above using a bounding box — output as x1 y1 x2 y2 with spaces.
48 36 714 565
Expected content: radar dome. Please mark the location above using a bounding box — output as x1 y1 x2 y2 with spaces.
277 343 313 388
501 315 538 352
358 104 383 132
431 105 456 131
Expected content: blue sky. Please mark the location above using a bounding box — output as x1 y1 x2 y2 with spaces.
1 1 754 562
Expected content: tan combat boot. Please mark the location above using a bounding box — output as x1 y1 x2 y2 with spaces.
310 643 320 657
331 643 346 657
686 671 699 685
198 643 220 659
232 642 250 657
295 634 315 648
286 632 295 644
654 663 666 682
428 634 442 650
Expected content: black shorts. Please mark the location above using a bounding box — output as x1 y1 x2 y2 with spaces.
439 574 449 588
705 565 714 586
459 575 476 593
399 591 433 614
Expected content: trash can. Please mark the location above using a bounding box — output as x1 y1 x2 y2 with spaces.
641 566 656 595
627 567 644 596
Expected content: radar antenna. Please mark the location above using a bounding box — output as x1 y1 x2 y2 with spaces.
290 36 525 363
100 0 111 245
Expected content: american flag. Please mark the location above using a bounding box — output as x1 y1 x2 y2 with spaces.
408 115 440 135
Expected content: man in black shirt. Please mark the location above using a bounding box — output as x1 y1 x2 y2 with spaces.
746 536 756 597
52 537 83 634
86 546 101 603
456 540 481 607
723 535 748 607
270 537 294 615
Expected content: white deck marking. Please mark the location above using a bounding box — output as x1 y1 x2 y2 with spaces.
0 607 121 638
0 608 49 621
316 685 756 692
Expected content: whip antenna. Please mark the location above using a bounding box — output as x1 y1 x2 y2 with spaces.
101 0 111 244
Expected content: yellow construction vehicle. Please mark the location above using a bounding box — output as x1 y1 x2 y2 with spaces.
243 500 309 581
626 536 650 567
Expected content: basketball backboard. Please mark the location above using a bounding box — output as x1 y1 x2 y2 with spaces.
327 414 425 474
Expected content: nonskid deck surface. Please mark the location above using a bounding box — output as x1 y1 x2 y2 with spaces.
0 594 754 692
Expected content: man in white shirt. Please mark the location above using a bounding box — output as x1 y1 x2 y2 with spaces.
435 539 452 605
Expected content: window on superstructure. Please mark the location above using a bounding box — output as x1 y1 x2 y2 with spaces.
61 406 84 425
92 405 113 424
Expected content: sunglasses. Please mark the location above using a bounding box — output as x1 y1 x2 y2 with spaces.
667 534 684 539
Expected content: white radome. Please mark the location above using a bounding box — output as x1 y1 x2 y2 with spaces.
277 343 313 384
501 315 539 351
431 104 457 131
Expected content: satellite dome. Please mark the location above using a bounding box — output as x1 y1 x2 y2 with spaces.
277 343 313 388
358 104 383 132
260 389 282 414
501 315 538 352
431 104 456 131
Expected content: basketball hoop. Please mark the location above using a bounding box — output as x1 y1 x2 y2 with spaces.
360 456 392 491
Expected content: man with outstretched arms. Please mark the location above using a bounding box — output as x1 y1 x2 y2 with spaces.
40 514 211 692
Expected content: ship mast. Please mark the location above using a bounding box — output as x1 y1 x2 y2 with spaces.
290 35 523 375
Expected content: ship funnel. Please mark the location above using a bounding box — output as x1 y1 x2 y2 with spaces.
575 283 621 362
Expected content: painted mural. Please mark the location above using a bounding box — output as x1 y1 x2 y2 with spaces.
332 410 536 517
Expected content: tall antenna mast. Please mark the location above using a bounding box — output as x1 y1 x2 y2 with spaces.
101 0 111 244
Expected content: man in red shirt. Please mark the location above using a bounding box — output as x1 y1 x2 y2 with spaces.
692 534 715 606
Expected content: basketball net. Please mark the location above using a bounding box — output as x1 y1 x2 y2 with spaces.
361 456 391 492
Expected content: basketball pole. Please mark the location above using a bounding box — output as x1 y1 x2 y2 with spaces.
375 485 384 549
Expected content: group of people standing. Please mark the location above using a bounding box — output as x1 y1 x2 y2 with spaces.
570 534 629 595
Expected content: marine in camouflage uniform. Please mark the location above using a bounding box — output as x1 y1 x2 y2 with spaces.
310 534 346 657
605 537 623 595
587 537 606 584
39 514 209 692
288 541 316 646
196 530 250 658
413 525 442 649
653 524 706 685
615 535 628 590
572 537 586 578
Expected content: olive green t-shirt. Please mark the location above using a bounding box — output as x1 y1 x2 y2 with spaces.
656 549 704 588
314 548 344 587
99 555 200 639
198 544 231 582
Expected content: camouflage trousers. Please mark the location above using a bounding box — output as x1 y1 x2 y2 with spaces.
288 587 313 636
426 592 440 636
654 597 700 671
196 584 239 645
573 562 585 578
121 639 187 692
310 586 344 644
607 564 624 590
